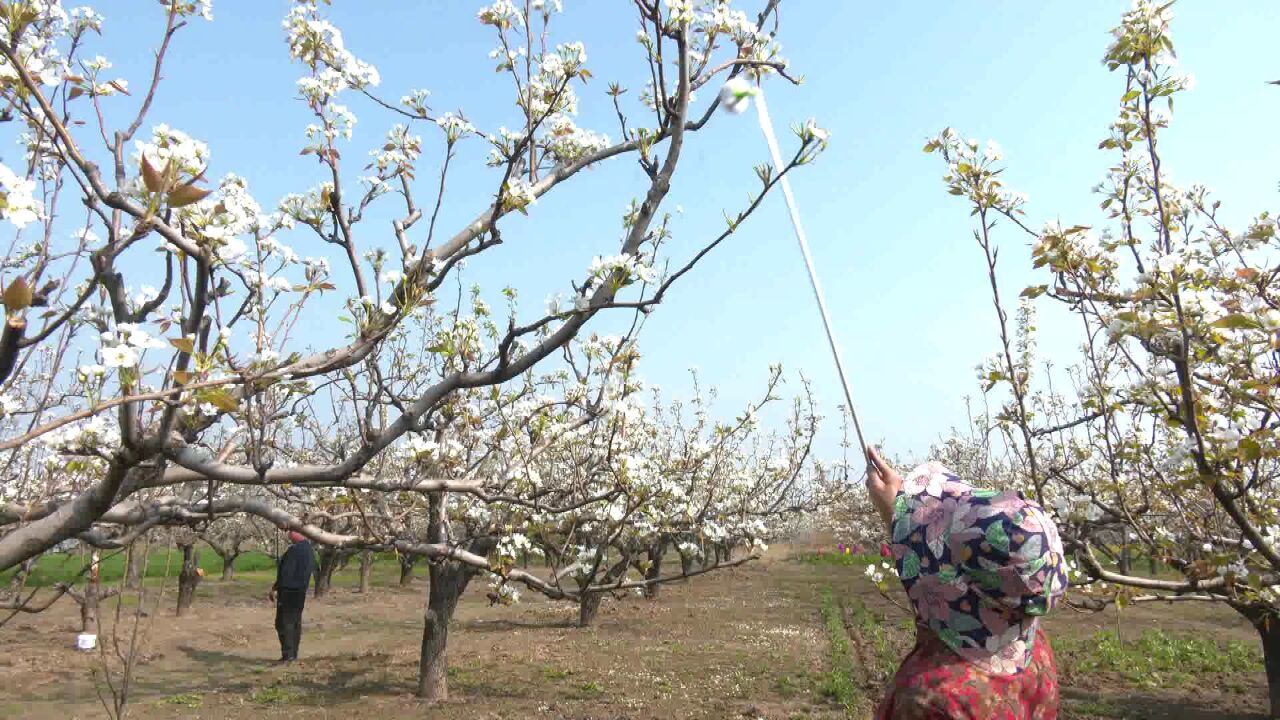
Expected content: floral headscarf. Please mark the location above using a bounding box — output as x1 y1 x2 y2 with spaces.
890 462 1067 675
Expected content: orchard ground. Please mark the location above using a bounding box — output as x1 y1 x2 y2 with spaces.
0 549 1266 720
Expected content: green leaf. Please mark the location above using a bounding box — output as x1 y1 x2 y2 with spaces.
937 564 958 583
202 389 239 413
893 494 908 517
892 517 913 544
986 523 1010 552
1212 314 1262 330
968 567 1002 590
900 549 920 580
936 626 963 650
948 611 983 632
1239 438 1263 462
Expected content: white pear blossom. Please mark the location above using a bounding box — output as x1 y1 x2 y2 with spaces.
0 162 42 228
101 344 139 369
718 76 756 115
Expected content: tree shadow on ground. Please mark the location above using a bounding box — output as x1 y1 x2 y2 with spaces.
457 617 578 632
1061 688 1265 719
285 667 409 701
168 644 411 702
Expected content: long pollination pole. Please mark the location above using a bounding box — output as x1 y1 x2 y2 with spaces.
749 85 869 461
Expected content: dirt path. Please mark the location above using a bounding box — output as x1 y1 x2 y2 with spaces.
0 553 1269 719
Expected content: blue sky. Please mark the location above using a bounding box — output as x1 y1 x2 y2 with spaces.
61 1 1279 461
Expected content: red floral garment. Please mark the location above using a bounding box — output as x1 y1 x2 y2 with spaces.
875 625 1059 720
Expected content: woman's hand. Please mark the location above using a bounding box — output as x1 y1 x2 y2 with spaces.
866 446 903 533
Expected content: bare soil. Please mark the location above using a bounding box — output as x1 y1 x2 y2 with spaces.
0 551 1268 719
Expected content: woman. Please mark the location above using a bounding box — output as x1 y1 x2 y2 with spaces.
865 448 1067 720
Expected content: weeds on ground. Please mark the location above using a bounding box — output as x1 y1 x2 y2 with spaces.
159 693 202 708
796 552 877 568
817 588 859 714
1066 698 1128 718
1055 628 1260 688
251 685 302 704
846 598 901 679
542 665 572 681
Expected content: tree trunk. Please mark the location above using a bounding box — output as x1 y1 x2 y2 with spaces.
314 547 339 598
176 544 201 616
1265 622 1280 720
680 553 693 580
578 591 602 627
1148 554 1158 576
81 553 102 634
358 550 373 593
415 489 488 702
416 562 471 700
125 539 146 590
1118 540 1132 575
1237 606 1280 719
642 544 664 600
578 555 629 627
399 554 417 586
220 553 238 581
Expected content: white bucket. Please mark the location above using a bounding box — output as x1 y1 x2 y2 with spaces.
76 633 97 651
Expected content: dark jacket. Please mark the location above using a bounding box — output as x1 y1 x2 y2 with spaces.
274 540 316 591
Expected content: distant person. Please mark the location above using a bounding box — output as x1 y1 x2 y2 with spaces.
865 447 1067 720
269 530 316 664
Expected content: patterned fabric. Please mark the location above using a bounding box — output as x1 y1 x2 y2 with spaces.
875 624 1060 720
889 462 1068 675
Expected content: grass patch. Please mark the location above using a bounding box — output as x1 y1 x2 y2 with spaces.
158 693 202 708
846 598 900 678
251 685 302 705
797 552 877 567
773 673 806 698
567 680 604 699
817 587 859 714
541 665 572 681
1066 698 1128 718
1057 629 1261 688
0 547 277 587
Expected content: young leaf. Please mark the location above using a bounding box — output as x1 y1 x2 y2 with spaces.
169 337 196 354
167 183 212 208
2 277 32 312
204 389 239 413
1211 314 1261 330
141 154 164 193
